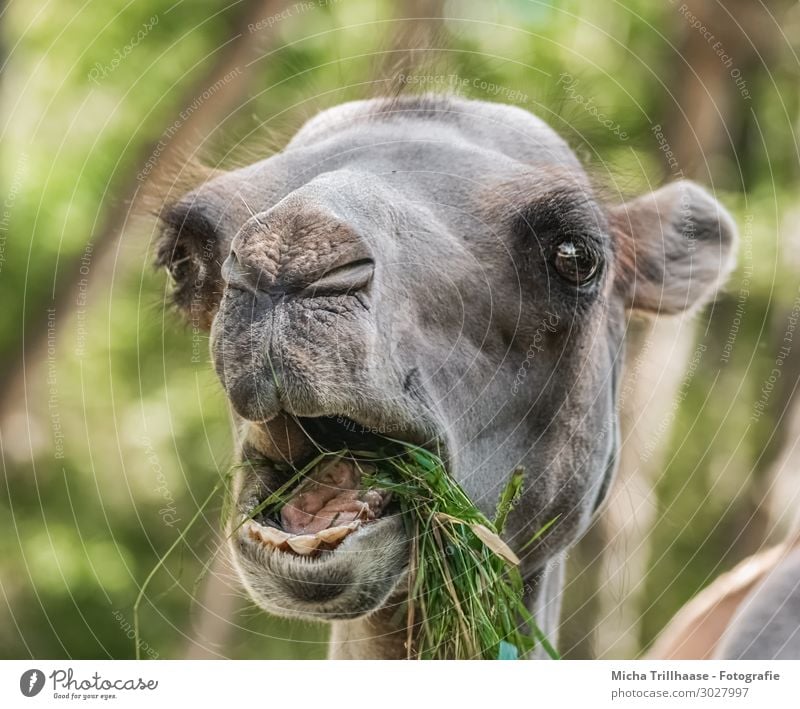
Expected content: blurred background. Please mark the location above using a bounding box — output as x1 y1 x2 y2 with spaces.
1 0 799 660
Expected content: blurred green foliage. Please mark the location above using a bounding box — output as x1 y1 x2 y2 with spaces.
2 0 799 659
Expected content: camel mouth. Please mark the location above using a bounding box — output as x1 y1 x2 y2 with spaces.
231 414 415 619
234 414 414 559
241 452 397 557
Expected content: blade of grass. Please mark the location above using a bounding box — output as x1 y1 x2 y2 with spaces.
494 467 524 534
133 478 223 660
520 514 561 552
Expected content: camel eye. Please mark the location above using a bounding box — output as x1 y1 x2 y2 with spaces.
553 239 599 284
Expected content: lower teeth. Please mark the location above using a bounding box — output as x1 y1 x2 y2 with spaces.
245 519 362 556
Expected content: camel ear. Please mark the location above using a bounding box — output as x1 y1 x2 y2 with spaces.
610 181 738 315
154 197 225 330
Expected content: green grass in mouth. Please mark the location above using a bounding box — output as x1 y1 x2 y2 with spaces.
134 441 560 660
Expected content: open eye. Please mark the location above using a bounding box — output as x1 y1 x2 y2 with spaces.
553 239 600 285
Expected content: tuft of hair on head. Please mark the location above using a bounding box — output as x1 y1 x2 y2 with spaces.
369 25 465 110
138 146 223 223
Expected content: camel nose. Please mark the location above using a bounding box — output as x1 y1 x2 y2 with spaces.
222 200 375 299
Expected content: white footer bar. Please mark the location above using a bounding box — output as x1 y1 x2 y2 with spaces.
0 660 796 708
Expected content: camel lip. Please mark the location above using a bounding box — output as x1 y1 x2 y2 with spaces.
232 512 410 620
238 409 438 483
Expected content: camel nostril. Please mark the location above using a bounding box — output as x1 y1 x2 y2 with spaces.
299 258 375 298
220 252 244 289
221 251 267 293
221 248 374 299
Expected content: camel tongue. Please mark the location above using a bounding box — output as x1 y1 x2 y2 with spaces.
280 458 389 535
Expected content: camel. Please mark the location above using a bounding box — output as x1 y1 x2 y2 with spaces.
648 530 800 660
153 94 737 658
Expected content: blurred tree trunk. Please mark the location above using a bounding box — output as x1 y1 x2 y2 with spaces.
0 1 6 73
184 550 241 659
598 317 696 658
563 316 694 658
759 214 800 540
662 0 797 556
663 0 790 187
559 512 605 658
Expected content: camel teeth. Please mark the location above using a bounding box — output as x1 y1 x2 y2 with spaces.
316 521 361 544
245 518 364 555
287 534 322 555
245 521 290 547
260 526 291 546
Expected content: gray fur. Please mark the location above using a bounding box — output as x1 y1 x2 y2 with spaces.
156 94 737 657
717 548 800 659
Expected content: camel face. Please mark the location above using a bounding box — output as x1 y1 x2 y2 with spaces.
156 95 736 623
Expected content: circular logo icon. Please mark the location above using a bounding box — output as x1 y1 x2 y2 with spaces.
20 669 45 698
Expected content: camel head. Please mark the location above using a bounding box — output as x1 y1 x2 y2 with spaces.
154 95 736 650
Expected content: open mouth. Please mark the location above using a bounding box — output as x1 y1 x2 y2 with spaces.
237 414 407 559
